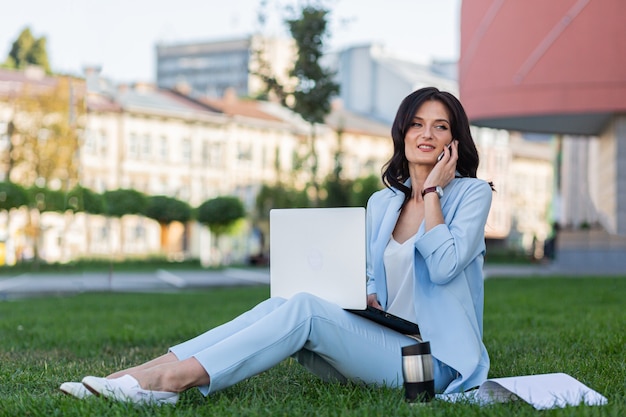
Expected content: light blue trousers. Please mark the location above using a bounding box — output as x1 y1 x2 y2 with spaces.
169 293 456 395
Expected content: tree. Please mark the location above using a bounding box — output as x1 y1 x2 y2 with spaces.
102 189 148 257
3 27 51 73
285 4 340 204
66 185 104 214
196 196 246 265
26 185 66 213
145 195 192 225
255 184 310 220
145 195 192 253
102 189 147 218
19 185 68 264
349 175 383 207
0 181 28 211
256 3 340 204
5 76 85 187
196 196 245 237
320 125 351 207
65 185 104 258
321 176 352 207
285 5 339 126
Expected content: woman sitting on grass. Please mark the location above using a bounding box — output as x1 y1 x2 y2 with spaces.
60 86 494 406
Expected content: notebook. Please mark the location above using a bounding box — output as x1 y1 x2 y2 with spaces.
437 373 607 409
269 207 420 335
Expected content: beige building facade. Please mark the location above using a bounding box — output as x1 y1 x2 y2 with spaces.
1 61 558 265
0 67 394 265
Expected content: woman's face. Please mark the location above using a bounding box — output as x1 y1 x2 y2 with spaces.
404 99 453 167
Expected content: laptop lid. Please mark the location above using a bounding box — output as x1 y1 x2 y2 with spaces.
269 207 366 310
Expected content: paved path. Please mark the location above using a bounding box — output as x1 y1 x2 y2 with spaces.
483 261 626 278
0 262 622 300
0 268 270 300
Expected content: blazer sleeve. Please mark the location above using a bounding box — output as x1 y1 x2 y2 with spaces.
415 180 492 285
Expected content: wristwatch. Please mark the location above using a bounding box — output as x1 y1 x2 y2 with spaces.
421 186 444 199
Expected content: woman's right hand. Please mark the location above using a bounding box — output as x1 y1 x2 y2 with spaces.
367 293 383 310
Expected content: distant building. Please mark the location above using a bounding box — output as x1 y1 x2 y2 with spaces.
155 35 296 99
0 66 393 265
460 0 626 271
326 44 457 125
507 133 556 257
473 126 513 242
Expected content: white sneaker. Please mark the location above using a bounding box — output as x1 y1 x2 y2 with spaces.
82 374 179 406
60 381 93 399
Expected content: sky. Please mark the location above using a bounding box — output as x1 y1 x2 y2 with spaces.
0 0 461 84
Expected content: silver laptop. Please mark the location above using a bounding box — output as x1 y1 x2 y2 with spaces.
269 207 366 310
269 207 420 335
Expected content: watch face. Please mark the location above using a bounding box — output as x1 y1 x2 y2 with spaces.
435 186 444 198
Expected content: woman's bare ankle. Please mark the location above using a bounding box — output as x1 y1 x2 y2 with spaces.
105 352 178 380
106 369 132 379
131 359 210 393
132 367 180 393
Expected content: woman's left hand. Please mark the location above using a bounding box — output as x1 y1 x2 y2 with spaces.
424 140 458 190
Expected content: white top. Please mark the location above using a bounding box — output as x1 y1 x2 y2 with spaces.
383 234 418 323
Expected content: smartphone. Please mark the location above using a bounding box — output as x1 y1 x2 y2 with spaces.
437 143 453 162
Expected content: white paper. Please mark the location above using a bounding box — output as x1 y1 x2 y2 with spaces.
436 373 608 410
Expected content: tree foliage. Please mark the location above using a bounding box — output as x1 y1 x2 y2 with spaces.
253 3 340 204
0 181 28 211
66 185 104 214
254 173 381 221
349 175 383 207
102 189 147 218
26 186 67 212
286 3 340 203
5 76 85 187
255 183 310 220
320 176 351 207
285 5 340 125
320 174 383 208
196 196 245 237
3 27 51 73
145 195 192 225
254 2 340 119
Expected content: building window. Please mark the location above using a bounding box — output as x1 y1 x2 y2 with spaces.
178 186 190 201
84 129 96 154
209 142 224 167
135 224 145 239
98 130 108 156
237 142 252 162
202 141 210 165
142 134 151 159
129 133 139 159
182 139 191 163
159 136 168 161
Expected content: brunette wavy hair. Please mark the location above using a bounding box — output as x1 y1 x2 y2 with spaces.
381 87 487 202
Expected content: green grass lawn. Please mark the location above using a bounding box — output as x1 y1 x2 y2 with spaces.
0 277 624 416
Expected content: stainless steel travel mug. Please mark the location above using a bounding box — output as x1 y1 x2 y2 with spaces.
401 341 435 402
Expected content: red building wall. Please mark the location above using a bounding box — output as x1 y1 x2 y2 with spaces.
459 0 626 135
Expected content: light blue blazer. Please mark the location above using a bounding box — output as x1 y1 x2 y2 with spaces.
365 177 492 393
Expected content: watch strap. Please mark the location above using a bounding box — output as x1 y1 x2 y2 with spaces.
421 186 440 198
